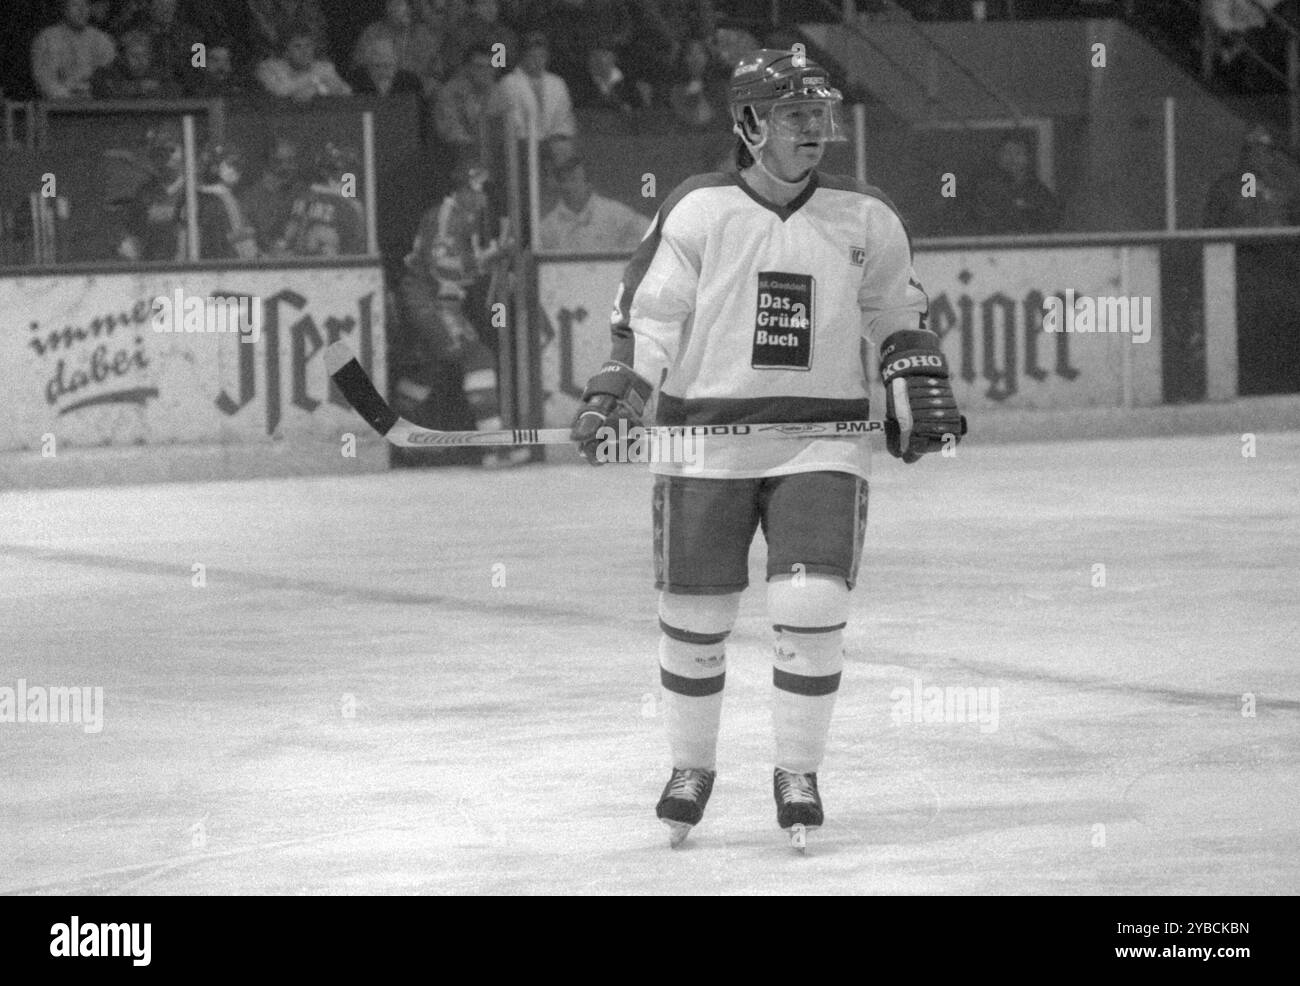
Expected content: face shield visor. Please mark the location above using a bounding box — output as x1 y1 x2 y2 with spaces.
767 96 846 143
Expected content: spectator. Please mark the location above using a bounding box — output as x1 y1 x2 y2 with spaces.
654 0 718 59
497 32 576 140
256 24 352 101
348 35 424 96
245 0 328 60
667 37 726 130
513 0 592 85
569 40 643 113
969 138 1062 234
447 0 517 72
117 0 204 90
538 156 647 252
185 41 251 97
197 143 258 260
709 25 760 68
240 135 305 253
435 44 507 155
353 0 448 97
91 29 182 99
31 0 117 100
615 0 678 97
1203 126 1300 227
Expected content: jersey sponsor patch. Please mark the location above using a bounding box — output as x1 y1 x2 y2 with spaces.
753 271 814 370
849 246 865 266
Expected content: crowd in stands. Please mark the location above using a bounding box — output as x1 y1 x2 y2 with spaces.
21 0 754 254
26 1 739 139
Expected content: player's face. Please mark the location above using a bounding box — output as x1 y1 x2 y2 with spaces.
762 117 826 181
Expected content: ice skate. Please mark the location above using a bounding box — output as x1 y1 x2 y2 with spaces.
774 767 823 851
655 767 715 847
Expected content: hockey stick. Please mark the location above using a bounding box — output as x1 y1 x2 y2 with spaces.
324 341 883 449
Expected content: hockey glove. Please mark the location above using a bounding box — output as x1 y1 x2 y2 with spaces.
879 329 966 463
570 361 653 466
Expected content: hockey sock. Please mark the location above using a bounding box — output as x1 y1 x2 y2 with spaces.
658 593 738 770
460 342 500 430
771 627 843 774
768 575 848 774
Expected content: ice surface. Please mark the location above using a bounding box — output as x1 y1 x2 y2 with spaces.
1 432 1298 895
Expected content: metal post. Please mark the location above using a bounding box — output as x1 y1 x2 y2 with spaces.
29 191 42 264
1163 97 1177 231
853 103 867 185
527 115 541 255
362 110 379 256
503 124 523 427
181 114 200 261
1120 246 1133 408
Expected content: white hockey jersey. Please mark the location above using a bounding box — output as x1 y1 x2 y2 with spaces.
609 170 929 478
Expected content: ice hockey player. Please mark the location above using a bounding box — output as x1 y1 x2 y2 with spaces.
394 157 525 468
571 49 965 848
274 141 366 257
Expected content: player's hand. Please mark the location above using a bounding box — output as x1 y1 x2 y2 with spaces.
570 361 653 466
879 329 966 463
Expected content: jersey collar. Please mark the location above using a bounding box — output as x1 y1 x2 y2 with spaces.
733 170 819 222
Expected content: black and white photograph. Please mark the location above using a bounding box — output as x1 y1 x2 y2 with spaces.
1 0 1296 928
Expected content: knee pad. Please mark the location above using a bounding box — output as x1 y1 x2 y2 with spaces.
767 574 848 678
658 592 740 680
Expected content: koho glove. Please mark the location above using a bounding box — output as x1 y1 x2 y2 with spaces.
879 329 966 463
570 361 653 465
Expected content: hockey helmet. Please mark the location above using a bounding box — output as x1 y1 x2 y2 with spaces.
728 48 845 145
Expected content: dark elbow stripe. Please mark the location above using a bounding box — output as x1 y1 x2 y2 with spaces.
773 668 842 696
772 623 846 635
660 619 729 645
661 667 726 697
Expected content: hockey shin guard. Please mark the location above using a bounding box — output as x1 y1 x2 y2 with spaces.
768 574 848 774
657 592 739 770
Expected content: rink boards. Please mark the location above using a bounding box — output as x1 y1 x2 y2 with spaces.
536 241 1228 428
0 262 388 483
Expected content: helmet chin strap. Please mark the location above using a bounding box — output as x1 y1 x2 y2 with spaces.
735 120 812 191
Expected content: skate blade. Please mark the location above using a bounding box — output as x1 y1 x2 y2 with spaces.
788 823 821 853
662 819 694 848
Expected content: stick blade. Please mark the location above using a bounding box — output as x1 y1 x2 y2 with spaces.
324 342 399 436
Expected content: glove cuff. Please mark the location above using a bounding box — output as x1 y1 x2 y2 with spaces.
580 361 653 417
879 329 949 384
